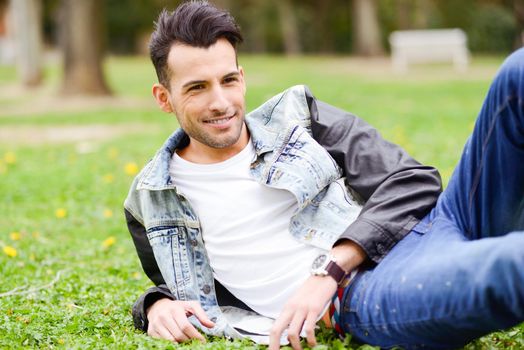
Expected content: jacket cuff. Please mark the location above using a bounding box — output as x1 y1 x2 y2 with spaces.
132 286 175 332
337 217 418 263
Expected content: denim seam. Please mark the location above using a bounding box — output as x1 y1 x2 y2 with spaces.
467 94 517 235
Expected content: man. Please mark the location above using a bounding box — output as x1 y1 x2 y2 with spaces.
124 1 524 349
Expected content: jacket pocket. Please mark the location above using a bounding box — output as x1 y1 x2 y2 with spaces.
147 226 191 300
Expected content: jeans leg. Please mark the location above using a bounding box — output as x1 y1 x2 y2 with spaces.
438 48 524 239
340 218 524 350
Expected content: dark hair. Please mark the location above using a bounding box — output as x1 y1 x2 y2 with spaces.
149 0 243 88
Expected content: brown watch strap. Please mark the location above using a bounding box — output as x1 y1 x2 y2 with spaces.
326 260 347 284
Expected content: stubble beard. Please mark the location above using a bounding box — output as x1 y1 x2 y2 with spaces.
184 109 245 149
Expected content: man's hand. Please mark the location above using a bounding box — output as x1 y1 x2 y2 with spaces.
269 240 367 350
269 274 337 350
146 298 215 343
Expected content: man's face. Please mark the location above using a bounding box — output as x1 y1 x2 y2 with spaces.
154 38 247 158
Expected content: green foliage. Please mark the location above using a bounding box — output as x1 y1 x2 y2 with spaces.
468 4 517 53
105 0 179 54
0 54 523 348
38 0 521 54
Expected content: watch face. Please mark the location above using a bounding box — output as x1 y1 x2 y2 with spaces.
312 253 329 270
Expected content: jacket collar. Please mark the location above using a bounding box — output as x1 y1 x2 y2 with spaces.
137 85 309 191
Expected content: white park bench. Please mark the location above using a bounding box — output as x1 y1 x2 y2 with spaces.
389 29 469 72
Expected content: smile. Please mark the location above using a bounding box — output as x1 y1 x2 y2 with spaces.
204 115 234 125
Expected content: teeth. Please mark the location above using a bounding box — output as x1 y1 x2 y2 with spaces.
206 117 232 124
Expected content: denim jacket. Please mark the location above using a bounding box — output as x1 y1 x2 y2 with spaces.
125 85 442 336
124 85 364 338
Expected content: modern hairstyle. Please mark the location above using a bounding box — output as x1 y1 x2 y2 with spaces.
149 0 243 88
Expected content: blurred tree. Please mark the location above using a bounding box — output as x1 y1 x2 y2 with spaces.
353 0 384 55
276 0 302 54
413 0 431 28
236 0 268 53
0 0 7 36
11 0 43 86
395 0 412 29
105 0 169 54
60 0 111 95
468 2 516 52
515 0 524 48
213 0 231 9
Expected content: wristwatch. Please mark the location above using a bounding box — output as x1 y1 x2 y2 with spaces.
310 253 347 285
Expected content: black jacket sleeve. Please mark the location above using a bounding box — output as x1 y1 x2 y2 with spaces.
125 209 253 332
306 88 442 263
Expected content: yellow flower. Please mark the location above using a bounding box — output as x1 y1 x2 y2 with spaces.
124 162 139 176
55 208 67 219
102 236 116 248
3 246 17 257
32 231 40 239
57 339 65 345
102 173 115 183
103 209 113 218
4 152 16 164
132 271 141 280
9 232 21 241
107 148 119 159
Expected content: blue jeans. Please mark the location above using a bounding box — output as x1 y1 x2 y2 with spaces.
340 48 524 349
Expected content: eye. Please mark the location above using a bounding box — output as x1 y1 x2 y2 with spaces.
223 76 239 84
188 84 204 91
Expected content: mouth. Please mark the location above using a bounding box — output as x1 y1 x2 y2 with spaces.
203 114 235 125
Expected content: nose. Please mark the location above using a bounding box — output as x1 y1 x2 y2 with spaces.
208 85 229 114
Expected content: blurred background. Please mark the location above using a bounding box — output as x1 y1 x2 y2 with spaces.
0 0 523 93
2 2 524 348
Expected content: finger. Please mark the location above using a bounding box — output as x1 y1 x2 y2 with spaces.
186 301 215 328
147 328 159 338
173 307 207 342
170 327 189 343
304 311 318 348
287 311 306 350
162 311 190 343
151 325 176 342
269 310 293 350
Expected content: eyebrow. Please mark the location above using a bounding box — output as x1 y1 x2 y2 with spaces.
181 71 240 90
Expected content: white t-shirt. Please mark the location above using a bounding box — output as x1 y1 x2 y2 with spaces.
169 140 324 320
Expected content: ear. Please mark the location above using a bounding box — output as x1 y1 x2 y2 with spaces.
152 83 173 113
239 66 246 96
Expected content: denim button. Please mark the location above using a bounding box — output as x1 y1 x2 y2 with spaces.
202 285 211 294
191 239 198 247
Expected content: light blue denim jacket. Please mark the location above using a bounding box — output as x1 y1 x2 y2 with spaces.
124 85 362 338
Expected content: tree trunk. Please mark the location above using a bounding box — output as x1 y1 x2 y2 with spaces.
276 0 301 55
395 0 412 30
60 0 111 95
413 0 430 29
0 0 8 36
245 0 267 53
515 0 524 48
11 0 43 86
352 0 384 56
313 0 335 53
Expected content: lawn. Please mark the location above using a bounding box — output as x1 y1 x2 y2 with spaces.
1 53 523 349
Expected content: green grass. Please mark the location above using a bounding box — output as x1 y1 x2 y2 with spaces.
1 54 523 349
